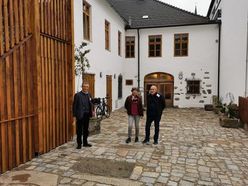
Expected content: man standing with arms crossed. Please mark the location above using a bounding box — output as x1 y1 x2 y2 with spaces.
143 85 165 145
73 82 93 149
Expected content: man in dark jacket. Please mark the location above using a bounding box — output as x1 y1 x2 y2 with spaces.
143 85 165 145
73 82 93 149
124 87 143 143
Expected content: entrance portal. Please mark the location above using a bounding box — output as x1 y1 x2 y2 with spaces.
144 72 174 107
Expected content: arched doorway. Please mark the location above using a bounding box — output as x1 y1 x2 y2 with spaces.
144 72 174 107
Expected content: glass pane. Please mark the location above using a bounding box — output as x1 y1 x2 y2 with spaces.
149 51 154 57
175 43 180 50
156 50 161 56
156 44 161 50
175 35 180 42
149 45 154 50
149 37 155 42
156 37 161 42
182 34 188 41
182 43 187 49
175 50 180 56
182 50 187 56
147 74 158 79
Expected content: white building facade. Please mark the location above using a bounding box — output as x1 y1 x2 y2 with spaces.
75 0 219 109
208 0 248 103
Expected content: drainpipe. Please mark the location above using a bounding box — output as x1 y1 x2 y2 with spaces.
245 15 248 97
137 28 140 89
217 22 221 100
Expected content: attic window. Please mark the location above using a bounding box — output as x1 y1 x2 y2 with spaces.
142 15 149 19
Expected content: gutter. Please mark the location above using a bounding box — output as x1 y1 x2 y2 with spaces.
126 21 219 30
137 28 140 89
217 22 221 100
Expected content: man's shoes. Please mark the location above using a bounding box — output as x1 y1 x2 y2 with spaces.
83 143 92 147
142 139 150 145
76 144 81 149
126 137 131 143
135 137 139 142
153 141 158 145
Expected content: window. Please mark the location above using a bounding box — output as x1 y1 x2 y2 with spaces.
186 80 200 94
149 35 162 57
125 36 135 58
174 33 188 56
118 75 123 99
105 20 110 50
125 79 133 86
83 1 91 41
118 31 121 56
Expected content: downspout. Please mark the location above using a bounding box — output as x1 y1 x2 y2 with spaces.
245 15 248 97
137 28 140 89
217 22 221 100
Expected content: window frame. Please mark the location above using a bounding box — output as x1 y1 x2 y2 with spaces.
186 79 201 95
118 31 121 56
105 20 110 51
148 35 162 57
125 36 135 58
83 0 91 41
118 75 123 99
174 33 189 57
125 79 133 86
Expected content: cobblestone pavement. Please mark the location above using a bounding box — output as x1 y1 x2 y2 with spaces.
1 108 248 186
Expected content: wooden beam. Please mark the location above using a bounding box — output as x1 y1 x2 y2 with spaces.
30 0 41 154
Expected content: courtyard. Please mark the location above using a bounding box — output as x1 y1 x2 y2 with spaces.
0 108 248 186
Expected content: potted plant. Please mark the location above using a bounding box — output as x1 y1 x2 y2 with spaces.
219 93 240 128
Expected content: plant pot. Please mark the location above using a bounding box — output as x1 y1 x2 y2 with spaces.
89 118 101 135
205 104 214 111
219 117 240 128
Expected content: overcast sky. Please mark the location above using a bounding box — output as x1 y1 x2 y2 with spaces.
159 0 212 16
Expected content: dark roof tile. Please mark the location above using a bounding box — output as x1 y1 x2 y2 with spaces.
106 0 216 29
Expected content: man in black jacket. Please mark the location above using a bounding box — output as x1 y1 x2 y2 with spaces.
143 85 165 145
73 82 93 149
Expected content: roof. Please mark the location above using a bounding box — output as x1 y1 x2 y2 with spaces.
106 0 217 29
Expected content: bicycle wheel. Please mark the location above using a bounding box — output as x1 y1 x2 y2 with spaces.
96 106 103 119
104 105 111 118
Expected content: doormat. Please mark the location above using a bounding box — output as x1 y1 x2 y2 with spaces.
71 158 135 178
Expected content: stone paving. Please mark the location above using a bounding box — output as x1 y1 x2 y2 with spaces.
1 108 248 186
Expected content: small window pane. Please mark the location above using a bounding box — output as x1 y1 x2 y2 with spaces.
126 80 133 85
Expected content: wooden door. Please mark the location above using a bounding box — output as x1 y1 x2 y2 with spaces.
106 75 112 111
144 72 174 107
159 83 174 107
83 73 95 97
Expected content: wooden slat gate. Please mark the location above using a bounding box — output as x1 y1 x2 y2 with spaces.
0 0 74 174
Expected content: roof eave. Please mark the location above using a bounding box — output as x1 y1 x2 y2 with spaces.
126 21 220 30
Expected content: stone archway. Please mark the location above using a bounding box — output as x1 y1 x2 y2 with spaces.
144 72 174 107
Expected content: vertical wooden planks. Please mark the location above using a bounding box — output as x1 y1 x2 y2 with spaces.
19 0 24 40
0 0 3 55
0 0 74 173
9 0 14 48
13 0 19 44
0 60 8 173
4 0 10 51
13 49 20 166
20 45 27 163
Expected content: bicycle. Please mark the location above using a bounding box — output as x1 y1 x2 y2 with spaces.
93 97 111 119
